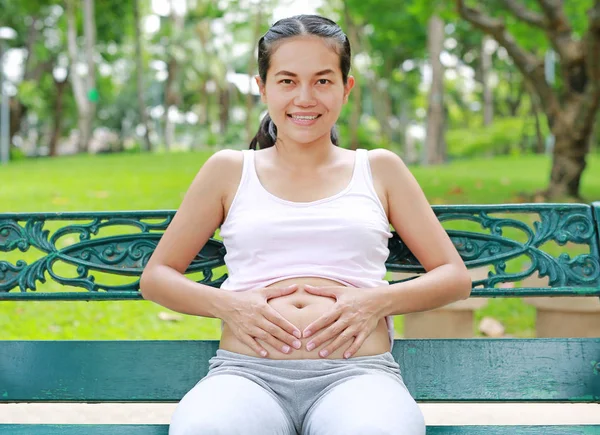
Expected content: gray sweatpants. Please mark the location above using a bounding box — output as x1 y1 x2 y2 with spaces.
169 349 426 435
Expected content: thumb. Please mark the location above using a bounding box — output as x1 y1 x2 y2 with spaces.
265 284 298 298
304 285 333 296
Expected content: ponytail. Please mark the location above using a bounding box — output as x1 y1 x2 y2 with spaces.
249 113 341 149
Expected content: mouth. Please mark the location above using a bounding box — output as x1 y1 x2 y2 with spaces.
287 114 322 126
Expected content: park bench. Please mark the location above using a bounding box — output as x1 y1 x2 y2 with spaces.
1 203 599 434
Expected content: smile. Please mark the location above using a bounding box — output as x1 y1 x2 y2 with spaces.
287 114 321 126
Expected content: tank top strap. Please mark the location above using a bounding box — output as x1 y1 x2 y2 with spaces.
228 149 261 213
352 148 374 193
238 149 253 188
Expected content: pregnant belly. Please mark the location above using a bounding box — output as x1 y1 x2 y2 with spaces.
219 277 391 360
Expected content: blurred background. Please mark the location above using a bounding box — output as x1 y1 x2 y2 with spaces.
1 0 599 340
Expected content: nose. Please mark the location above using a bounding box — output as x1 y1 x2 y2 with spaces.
294 84 317 107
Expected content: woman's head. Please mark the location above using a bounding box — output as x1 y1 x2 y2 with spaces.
249 15 354 150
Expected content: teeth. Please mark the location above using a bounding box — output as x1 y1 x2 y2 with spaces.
291 115 318 120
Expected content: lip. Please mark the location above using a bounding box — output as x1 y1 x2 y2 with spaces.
287 113 321 126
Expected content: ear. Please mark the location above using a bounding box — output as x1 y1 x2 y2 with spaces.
343 76 355 104
255 75 267 103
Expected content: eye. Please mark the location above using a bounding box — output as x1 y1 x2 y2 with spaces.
317 79 331 85
279 79 294 85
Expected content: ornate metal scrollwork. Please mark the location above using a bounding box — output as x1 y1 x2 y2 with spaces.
0 212 226 297
1 204 599 300
386 204 600 295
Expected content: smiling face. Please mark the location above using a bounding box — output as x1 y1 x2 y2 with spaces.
256 35 354 148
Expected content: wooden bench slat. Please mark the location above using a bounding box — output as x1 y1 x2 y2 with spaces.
1 339 598 402
1 425 599 434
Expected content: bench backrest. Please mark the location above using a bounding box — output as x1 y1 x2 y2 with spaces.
1 203 599 300
1 203 599 405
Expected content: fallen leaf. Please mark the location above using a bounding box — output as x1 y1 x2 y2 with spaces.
448 186 464 195
158 312 183 322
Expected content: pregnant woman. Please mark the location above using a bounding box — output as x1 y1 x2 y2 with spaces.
140 14 471 435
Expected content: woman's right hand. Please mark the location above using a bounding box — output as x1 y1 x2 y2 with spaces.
217 284 303 357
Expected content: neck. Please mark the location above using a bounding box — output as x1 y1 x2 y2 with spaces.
272 134 337 171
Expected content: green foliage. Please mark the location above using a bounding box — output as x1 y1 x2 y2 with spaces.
446 117 551 158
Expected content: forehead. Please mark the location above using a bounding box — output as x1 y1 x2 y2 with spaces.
269 35 341 77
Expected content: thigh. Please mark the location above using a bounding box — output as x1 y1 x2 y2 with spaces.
169 374 295 435
302 374 426 435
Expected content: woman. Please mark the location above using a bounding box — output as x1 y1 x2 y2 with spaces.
140 14 471 435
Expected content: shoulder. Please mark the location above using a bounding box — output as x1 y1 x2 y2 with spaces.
188 149 244 195
365 148 410 181
203 148 244 172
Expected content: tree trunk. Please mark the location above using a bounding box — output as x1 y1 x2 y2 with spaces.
163 0 184 150
66 0 92 154
481 35 493 125
547 110 593 200
219 84 230 135
82 0 97 153
342 5 362 150
133 0 152 152
424 15 446 165
246 8 262 146
48 72 69 157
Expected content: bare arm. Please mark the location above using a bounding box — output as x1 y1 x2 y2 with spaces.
369 149 472 316
139 149 242 318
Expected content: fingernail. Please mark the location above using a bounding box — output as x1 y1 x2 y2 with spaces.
293 340 302 349
282 345 291 353
319 349 329 358
293 330 302 339
307 342 315 351
344 352 351 359
304 330 312 338
260 350 267 357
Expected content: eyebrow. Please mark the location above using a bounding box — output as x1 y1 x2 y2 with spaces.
274 69 335 77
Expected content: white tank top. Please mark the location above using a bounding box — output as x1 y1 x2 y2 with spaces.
219 148 395 350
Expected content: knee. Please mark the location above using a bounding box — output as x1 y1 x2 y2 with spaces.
169 399 230 435
169 420 229 435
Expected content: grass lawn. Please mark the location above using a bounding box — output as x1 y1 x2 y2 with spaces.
1 150 599 340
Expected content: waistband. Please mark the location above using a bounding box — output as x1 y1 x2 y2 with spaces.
211 349 400 371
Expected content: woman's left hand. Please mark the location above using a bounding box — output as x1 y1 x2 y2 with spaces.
301 285 387 359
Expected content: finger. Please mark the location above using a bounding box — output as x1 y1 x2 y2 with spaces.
249 325 292 355
263 284 298 300
304 285 336 298
317 328 357 358
262 305 302 341
258 315 301 352
342 332 369 359
239 332 268 358
303 309 340 338
306 319 346 351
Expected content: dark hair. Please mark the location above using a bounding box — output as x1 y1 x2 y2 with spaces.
249 15 351 150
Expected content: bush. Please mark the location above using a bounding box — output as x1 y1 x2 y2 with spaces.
447 117 550 158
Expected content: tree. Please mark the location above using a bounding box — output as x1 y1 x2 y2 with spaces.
456 0 600 200
133 0 152 151
424 14 446 165
66 0 98 153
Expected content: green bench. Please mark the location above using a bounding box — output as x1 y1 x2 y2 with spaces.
1 203 599 434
